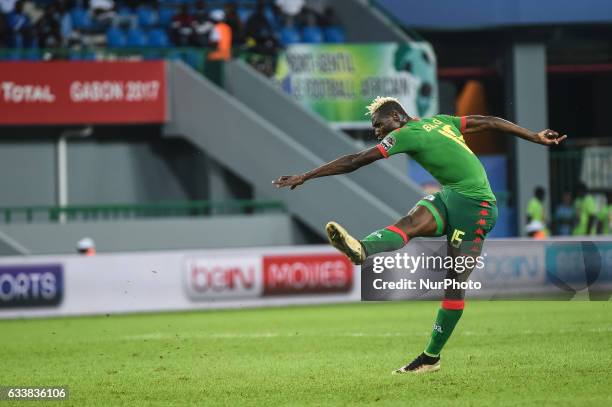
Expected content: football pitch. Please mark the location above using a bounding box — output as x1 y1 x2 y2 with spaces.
1 301 611 406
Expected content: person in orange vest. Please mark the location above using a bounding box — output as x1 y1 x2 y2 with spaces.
208 9 232 61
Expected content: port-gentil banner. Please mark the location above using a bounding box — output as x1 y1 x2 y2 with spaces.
274 42 438 128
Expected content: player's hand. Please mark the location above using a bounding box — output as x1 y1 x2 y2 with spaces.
535 129 567 146
272 174 305 190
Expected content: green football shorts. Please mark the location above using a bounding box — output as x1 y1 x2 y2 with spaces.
416 188 498 255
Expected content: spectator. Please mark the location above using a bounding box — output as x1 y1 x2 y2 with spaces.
6 1 33 47
245 0 273 43
0 12 7 47
573 182 598 236
191 0 213 47
275 0 304 25
244 0 279 76
36 3 62 47
90 0 116 30
526 186 549 236
597 190 611 235
554 191 575 236
170 4 194 47
208 9 231 60
56 0 77 46
224 1 243 45
0 0 16 14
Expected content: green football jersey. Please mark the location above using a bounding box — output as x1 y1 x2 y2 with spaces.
376 115 495 202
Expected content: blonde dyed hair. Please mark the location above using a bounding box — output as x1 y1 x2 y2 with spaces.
365 96 405 116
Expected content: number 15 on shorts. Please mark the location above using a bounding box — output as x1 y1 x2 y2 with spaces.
451 229 465 248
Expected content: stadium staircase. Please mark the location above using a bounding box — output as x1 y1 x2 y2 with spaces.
164 60 424 238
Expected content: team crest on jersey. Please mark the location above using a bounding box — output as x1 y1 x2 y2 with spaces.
381 135 396 151
424 195 435 201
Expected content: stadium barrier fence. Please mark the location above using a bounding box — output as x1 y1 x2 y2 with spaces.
0 200 285 224
0 237 610 319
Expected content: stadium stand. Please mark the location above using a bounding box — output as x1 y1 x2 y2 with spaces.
0 0 347 58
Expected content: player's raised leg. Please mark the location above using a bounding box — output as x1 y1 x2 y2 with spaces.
326 202 442 265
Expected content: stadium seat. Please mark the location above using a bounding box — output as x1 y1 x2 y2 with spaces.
137 6 158 28
324 26 345 43
158 7 176 26
106 27 127 47
279 26 300 45
301 26 323 43
126 28 148 47
70 7 92 30
147 28 170 48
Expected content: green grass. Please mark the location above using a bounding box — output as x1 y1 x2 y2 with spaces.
1 301 611 406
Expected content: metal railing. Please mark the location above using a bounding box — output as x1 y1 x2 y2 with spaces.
0 200 285 224
550 148 612 199
0 47 208 72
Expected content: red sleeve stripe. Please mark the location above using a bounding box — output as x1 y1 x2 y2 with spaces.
442 299 465 310
385 225 408 244
376 144 389 158
460 116 467 133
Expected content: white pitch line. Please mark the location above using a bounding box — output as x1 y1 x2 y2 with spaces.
121 326 612 342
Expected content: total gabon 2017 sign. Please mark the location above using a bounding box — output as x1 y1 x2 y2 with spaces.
274 42 438 128
0 61 166 125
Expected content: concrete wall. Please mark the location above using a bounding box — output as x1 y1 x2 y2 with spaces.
1 214 303 255
333 0 413 42
0 135 212 207
224 59 424 214
165 61 401 238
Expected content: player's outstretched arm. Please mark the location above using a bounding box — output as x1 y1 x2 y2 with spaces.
272 146 383 190
463 115 567 146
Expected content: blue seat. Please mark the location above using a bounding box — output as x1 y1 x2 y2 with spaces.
279 26 300 45
106 27 127 47
126 28 148 47
148 28 169 48
301 26 323 43
158 7 175 26
324 26 345 43
137 6 158 28
70 7 92 30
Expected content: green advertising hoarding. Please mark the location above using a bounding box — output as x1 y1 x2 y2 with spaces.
274 42 438 128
